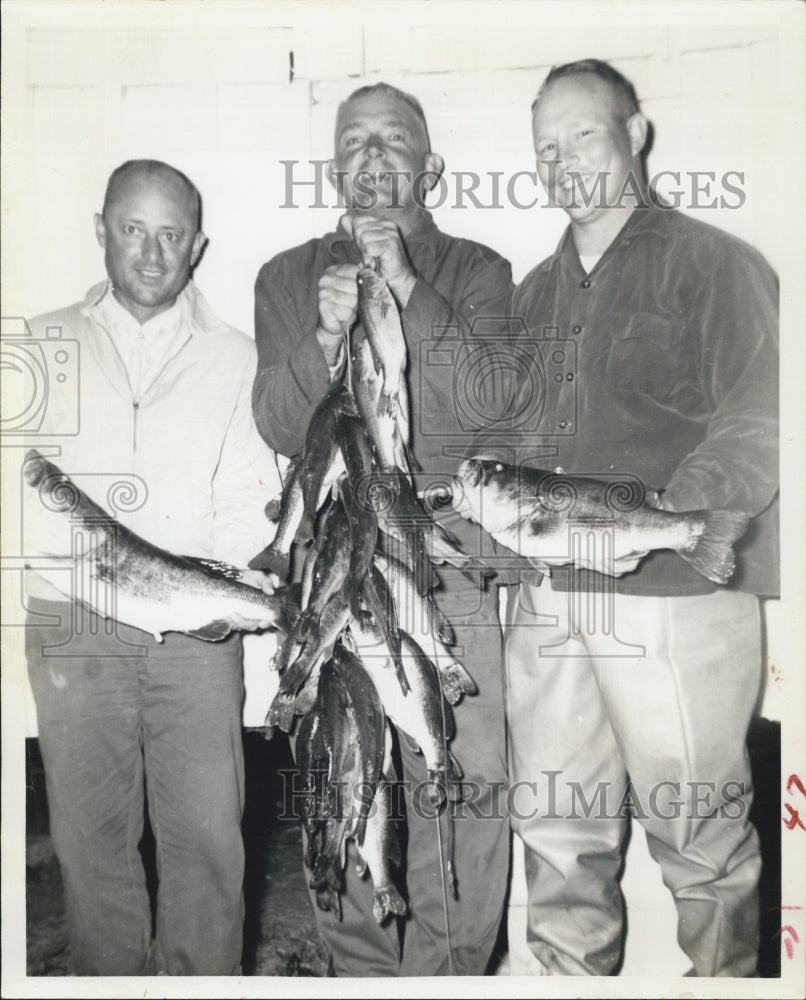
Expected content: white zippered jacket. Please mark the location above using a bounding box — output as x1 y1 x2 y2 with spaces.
23 280 281 603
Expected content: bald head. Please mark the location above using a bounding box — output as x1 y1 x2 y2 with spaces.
102 160 201 231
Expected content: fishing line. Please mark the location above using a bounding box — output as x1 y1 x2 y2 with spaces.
434 796 456 977
435 665 456 977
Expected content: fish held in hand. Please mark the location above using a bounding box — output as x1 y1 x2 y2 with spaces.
249 458 305 579
452 458 750 584
301 382 355 522
351 325 411 475
356 260 407 420
23 450 297 641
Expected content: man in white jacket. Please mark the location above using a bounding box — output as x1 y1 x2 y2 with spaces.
23 159 280 975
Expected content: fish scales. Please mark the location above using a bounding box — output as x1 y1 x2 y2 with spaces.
23 450 296 642
452 458 750 584
249 458 305 579
356 262 407 420
348 612 461 807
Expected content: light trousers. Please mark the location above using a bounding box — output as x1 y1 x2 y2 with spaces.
26 597 246 976
505 578 762 977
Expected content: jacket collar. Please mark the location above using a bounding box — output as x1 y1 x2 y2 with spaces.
556 204 672 277
80 279 231 338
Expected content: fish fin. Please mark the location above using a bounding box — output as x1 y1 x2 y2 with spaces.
186 619 233 641
677 510 751 584
447 750 463 783
409 528 432 597
294 609 319 646
435 608 456 646
247 543 291 579
387 830 403 869
197 559 242 581
278 589 302 635
400 732 421 756
355 856 368 878
294 676 318 715
264 496 282 522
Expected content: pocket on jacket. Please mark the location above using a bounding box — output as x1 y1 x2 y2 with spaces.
604 312 685 398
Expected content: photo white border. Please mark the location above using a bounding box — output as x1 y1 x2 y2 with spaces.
2 2 804 997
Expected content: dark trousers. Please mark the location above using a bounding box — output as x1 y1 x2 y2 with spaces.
299 569 510 976
26 597 246 975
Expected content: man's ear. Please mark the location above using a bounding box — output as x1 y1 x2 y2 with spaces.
626 113 649 158
191 231 207 268
326 158 341 192
94 213 106 248
421 152 445 191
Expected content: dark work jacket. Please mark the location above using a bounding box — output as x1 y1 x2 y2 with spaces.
482 206 779 597
252 210 514 556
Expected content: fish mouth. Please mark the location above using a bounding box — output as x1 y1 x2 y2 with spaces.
23 449 46 486
457 457 486 488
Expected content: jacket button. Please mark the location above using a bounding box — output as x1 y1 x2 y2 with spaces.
558 420 568 429
572 325 582 334
566 373 574 381
581 279 591 289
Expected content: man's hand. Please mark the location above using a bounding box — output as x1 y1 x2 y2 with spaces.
347 214 417 308
316 263 359 366
239 568 279 594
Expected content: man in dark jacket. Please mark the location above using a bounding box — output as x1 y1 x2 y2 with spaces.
252 82 513 976
494 59 778 977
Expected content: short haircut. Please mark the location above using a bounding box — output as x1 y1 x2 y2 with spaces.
102 159 201 228
336 82 431 150
532 58 642 121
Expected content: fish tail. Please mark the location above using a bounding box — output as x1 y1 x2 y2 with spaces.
438 662 477 704
373 886 408 924
265 693 296 733
677 510 750 584
392 653 411 696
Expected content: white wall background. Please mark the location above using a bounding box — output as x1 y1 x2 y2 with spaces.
2 0 804 989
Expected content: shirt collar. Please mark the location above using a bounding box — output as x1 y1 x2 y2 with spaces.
323 209 442 260
97 283 184 339
80 278 229 337
556 204 668 274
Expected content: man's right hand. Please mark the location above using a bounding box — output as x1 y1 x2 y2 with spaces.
317 263 359 337
316 263 359 367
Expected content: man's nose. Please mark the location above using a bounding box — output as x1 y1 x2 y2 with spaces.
364 134 386 157
141 233 164 265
